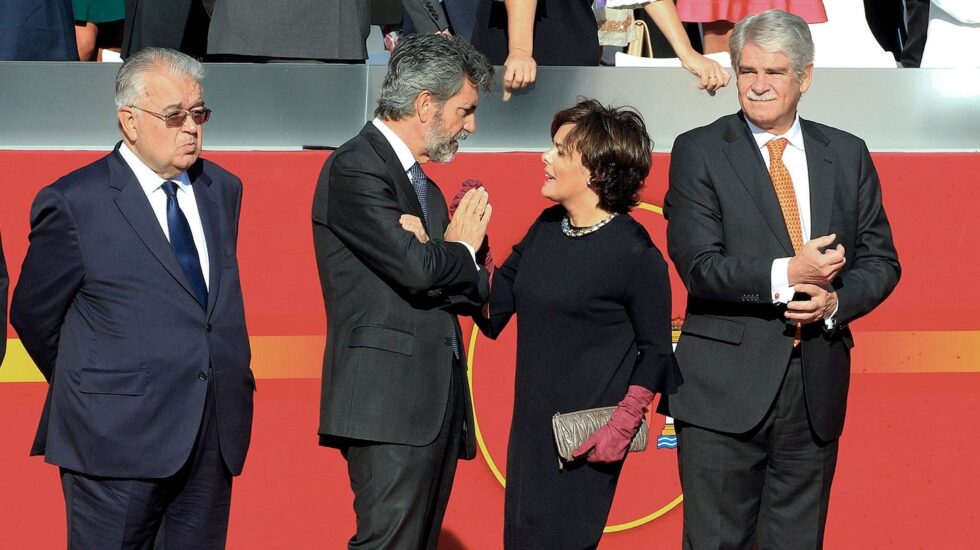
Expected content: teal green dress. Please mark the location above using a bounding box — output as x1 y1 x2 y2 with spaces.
72 0 124 23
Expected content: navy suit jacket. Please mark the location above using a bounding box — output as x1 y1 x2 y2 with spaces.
11 146 253 478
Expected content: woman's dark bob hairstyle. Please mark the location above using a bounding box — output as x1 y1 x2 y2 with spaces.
550 99 653 213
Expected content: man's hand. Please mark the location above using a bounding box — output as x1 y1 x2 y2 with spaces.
786 283 838 325
788 234 846 286
399 214 429 244
502 49 536 102
445 187 492 250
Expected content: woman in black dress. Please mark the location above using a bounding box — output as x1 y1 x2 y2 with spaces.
481 99 680 549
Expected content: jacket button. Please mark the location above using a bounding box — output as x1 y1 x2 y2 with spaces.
206 323 212 332
444 337 452 346
198 371 209 381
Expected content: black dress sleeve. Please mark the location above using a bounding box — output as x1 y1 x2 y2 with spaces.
623 245 680 394
477 215 541 339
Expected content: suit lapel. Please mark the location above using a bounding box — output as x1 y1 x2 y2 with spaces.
362 123 429 231
110 149 201 303
801 119 836 240
722 114 796 255
190 164 222 319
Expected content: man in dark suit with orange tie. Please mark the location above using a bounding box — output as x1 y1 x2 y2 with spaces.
11 47 253 549
662 10 901 548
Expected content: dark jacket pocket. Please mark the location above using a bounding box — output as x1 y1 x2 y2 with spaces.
79 369 148 396
348 325 415 356
681 315 744 345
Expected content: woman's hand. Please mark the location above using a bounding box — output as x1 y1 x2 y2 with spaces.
399 214 429 244
679 51 731 94
503 49 536 101
571 385 655 463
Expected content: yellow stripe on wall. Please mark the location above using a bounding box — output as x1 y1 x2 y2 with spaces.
2 330 979 383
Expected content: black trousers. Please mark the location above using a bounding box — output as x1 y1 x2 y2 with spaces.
677 354 839 550
60 371 232 550
341 363 466 550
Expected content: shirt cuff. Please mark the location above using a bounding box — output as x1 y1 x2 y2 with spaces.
771 258 793 304
457 241 479 270
823 300 839 330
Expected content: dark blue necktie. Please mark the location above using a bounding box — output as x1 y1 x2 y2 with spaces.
162 181 207 309
407 164 459 359
408 162 430 224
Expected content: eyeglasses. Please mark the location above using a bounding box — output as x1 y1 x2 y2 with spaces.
129 106 212 128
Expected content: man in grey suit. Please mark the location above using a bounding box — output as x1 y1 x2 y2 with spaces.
662 10 900 548
312 34 494 550
12 48 253 549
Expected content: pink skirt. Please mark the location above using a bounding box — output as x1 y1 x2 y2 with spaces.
676 1 827 24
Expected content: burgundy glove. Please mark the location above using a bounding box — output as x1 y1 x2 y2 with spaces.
450 179 495 277
571 385 655 464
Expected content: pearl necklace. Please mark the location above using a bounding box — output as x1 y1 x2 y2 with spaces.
561 212 618 238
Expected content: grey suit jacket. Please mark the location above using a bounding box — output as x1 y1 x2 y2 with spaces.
660 113 900 441
208 0 370 60
312 123 487 458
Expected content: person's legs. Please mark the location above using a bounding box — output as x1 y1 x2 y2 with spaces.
61 469 166 550
74 22 98 61
157 381 233 550
702 20 734 54
343 372 460 550
677 421 768 550
756 358 839 550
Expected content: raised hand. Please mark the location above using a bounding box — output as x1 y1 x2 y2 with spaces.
788 234 846 286
445 187 492 251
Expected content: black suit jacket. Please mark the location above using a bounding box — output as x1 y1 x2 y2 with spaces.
11 146 253 478
312 123 487 459
661 113 900 441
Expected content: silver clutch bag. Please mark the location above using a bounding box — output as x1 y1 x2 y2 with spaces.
551 406 648 463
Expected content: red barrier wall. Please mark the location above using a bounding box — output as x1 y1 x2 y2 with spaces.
1 150 978 548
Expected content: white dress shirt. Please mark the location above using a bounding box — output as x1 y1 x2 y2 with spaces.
745 115 810 305
372 118 478 266
119 143 210 288
745 115 836 327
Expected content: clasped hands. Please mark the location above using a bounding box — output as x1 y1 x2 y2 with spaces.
785 234 845 325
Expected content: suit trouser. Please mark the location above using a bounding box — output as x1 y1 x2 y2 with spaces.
60 370 233 550
341 363 465 550
677 353 839 550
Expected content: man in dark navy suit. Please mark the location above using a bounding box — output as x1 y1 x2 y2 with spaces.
12 47 253 549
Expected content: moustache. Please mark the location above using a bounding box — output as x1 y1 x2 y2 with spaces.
746 91 777 101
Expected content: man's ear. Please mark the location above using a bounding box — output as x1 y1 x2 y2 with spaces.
118 108 138 143
415 90 434 124
799 64 814 94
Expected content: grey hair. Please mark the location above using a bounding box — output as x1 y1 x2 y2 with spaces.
730 9 815 80
115 47 205 108
375 33 493 120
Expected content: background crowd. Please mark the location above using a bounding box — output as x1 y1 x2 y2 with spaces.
1 0 977 70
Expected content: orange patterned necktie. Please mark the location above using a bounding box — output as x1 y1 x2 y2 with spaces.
766 137 804 346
